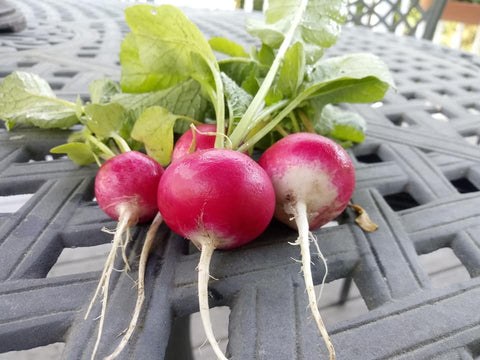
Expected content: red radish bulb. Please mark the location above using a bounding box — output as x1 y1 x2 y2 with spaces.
171 123 217 163
258 133 355 360
258 133 355 230
87 151 164 360
95 151 164 223
157 149 275 359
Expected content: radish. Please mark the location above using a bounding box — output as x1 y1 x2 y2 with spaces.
85 151 164 360
171 123 217 163
258 133 355 360
157 148 275 360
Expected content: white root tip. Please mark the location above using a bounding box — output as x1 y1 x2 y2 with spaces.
294 201 336 360
197 239 228 360
87 207 133 360
104 213 163 360
310 231 328 302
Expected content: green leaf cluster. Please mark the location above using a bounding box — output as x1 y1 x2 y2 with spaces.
0 0 396 167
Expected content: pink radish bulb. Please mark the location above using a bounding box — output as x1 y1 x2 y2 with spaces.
258 133 355 360
159 149 275 249
157 149 275 359
258 132 355 230
171 123 217 163
87 151 164 360
95 151 164 223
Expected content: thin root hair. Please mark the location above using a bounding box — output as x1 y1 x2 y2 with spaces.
104 212 163 360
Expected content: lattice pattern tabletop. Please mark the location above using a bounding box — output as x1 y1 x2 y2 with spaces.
1 1 480 359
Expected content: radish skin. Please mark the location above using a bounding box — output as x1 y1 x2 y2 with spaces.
157 149 275 359
259 133 355 360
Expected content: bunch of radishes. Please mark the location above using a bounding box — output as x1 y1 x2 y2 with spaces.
89 126 355 360
0 1 394 359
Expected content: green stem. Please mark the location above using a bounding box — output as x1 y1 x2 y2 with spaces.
290 111 301 133
237 95 305 153
86 135 116 159
231 99 289 149
253 100 289 126
236 79 351 152
211 68 225 149
111 133 131 153
92 152 102 167
275 125 289 137
297 109 315 133
229 0 309 148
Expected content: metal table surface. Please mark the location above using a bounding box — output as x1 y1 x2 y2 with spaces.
1 1 480 359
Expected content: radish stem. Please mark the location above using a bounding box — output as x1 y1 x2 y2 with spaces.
86 135 116 160
197 239 227 360
229 0 309 149
105 213 163 360
294 201 335 360
297 110 315 133
275 125 289 137
289 112 301 133
112 133 131 153
211 67 225 149
89 206 133 360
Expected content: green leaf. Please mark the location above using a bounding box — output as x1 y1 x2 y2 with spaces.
89 79 122 104
301 53 395 105
75 96 83 119
131 106 178 166
315 104 366 143
209 37 249 58
120 33 173 93
246 0 348 64
235 53 394 152
221 73 253 132
218 59 267 95
277 42 305 98
84 103 126 139
258 44 275 66
241 70 260 95
50 143 95 165
0 72 79 130
245 18 285 48
265 87 283 106
121 5 218 93
112 78 211 134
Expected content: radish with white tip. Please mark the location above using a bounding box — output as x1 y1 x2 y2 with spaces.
259 132 356 360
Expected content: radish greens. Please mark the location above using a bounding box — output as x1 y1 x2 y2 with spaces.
0 0 395 172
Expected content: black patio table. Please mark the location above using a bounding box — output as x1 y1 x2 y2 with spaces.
1 1 480 359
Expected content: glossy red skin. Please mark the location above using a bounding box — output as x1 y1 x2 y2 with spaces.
258 133 355 230
95 151 164 223
171 124 217 163
157 149 275 250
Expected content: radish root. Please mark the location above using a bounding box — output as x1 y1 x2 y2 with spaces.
120 227 132 272
86 206 133 360
104 212 163 360
197 238 227 360
310 231 329 301
294 201 336 360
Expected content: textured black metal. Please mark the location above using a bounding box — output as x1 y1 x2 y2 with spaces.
0 0 26 33
1 0 480 359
